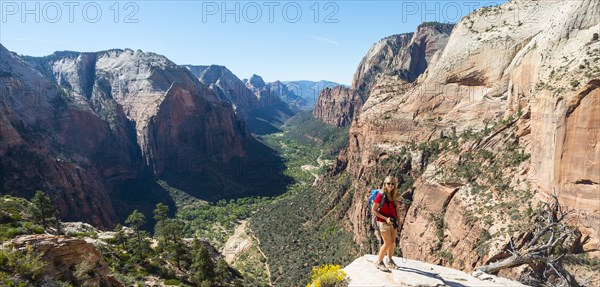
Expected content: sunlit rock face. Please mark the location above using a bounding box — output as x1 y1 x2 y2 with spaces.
324 0 600 276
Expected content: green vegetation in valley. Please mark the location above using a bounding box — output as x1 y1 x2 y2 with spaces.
251 183 357 286
259 111 349 183
250 113 359 286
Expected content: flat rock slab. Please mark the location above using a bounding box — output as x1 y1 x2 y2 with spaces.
344 255 529 287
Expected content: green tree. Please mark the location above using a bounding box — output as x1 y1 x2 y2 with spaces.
215 258 232 283
29 190 59 231
113 224 127 250
125 209 146 262
153 203 169 223
190 237 215 284
153 203 186 269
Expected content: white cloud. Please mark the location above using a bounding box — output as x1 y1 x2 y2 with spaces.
310 35 340 46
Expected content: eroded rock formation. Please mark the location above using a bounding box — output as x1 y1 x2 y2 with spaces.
313 23 454 126
6 234 122 286
322 0 599 278
312 86 364 128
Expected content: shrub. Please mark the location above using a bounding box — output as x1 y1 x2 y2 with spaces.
570 80 580 88
164 279 180 286
306 264 348 287
0 245 44 281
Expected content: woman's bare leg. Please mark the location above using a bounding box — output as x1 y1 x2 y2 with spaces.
378 228 393 263
387 229 397 262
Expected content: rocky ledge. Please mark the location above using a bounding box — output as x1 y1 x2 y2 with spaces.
5 234 122 287
344 255 527 287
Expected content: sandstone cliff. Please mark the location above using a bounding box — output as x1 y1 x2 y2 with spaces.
5 234 122 286
353 23 454 93
0 46 124 228
322 0 599 279
313 23 454 126
1 46 287 228
185 65 259 119
312 86 365 127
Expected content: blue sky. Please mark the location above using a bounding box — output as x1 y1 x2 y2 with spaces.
1 0 505 84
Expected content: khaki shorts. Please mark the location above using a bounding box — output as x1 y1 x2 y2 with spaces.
378 221 393 233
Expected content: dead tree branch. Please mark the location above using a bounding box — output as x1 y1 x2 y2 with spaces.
475 191 580 287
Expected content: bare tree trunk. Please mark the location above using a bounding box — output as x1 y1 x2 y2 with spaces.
475 192 581 287
476 254 534 274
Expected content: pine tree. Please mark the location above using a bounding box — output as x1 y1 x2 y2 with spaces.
153 203 186 270
190 237 215 284
215 258 232 283
125 209 146 262
29 190 59 231
153 203 169 223
113 224 127 250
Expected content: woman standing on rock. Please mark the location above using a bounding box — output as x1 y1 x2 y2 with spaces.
372 175 400 272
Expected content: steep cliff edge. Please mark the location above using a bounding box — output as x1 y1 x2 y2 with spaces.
344 255 527 287
0 45 125 228
185 65 258 119
312 86 365 128
322 0 599 279
352 23 454 94
313 23 454 127
242 74 296 134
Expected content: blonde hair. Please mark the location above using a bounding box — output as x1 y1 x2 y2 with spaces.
381 175 399 203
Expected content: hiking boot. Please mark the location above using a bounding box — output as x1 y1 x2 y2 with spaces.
376 262 391 273
387 260 399 270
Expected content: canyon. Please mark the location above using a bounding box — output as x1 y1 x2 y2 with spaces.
0 46 288 228
1 0 598 285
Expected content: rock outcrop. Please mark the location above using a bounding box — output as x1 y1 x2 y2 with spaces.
312 86 365 127
344 255 527 287
1 46 288 228
313 23 454 126
5 234 122 286
352 23 454 94
323 0 599 280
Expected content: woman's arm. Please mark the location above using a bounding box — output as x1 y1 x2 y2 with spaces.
395 201 402 230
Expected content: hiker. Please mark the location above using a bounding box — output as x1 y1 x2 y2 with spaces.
372 175 400 272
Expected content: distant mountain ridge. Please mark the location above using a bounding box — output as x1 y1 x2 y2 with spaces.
185 65 296 134
281 80 346 110
243 77 345 111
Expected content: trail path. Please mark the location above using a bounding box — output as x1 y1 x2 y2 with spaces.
300 150 334 185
